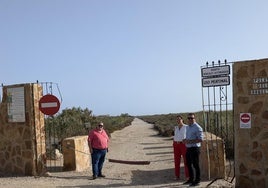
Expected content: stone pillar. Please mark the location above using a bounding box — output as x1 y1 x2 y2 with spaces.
62 136 90 172
0 83 46 176
233 59 268 188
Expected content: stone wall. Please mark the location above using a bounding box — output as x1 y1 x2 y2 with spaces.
233 59 268 188
62 136 90 172
0 83 46 176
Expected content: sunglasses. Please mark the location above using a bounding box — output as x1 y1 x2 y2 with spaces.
187 117 194 120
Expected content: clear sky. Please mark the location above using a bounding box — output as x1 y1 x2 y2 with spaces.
1 1 268 116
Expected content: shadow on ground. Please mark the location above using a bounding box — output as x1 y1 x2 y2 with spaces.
54 168 181 188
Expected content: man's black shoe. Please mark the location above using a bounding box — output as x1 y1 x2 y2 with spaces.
98 174 106 178
92 175 97 180
189 181 200 186
183 180 193 185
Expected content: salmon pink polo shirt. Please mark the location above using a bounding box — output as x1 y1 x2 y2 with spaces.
88 129 109 150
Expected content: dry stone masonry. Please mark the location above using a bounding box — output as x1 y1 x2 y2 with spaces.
0 83 46 176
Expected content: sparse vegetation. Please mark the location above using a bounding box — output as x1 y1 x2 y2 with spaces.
138 110 234 159
138 112 204 136
45 107 134 141
45 108 234 159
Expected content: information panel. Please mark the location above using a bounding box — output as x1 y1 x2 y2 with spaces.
7 87 25 122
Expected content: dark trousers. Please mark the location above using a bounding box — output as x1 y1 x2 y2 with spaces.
91 148 107 177
186 147 201 182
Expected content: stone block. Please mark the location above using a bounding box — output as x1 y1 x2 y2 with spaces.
62 136 90 172
200 132 226 180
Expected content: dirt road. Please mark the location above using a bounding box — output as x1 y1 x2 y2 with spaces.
0 118 234 188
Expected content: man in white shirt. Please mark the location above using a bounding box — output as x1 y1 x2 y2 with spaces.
173 115 189 180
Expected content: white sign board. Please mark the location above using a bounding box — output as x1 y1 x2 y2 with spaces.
201 65 230 77
240 113 251 128
202 76 230 87
7 87 25 122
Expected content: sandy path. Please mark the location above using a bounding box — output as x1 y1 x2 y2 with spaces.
103 118 177 187
0 118 234 188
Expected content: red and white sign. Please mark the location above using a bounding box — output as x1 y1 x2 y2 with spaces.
240 113 251 128
39 94 60 115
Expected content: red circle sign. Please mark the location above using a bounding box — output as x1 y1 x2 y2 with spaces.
241 113 250 123
39 94 60 115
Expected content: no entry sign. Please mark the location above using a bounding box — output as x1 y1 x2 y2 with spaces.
39 94 60 115
240 113 251 128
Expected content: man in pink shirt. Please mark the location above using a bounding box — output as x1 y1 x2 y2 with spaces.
173 115 189 180
88 122 109 179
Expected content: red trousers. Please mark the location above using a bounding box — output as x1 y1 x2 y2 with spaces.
173 141 189 178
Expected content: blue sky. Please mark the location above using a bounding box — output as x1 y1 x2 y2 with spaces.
1 1 268 116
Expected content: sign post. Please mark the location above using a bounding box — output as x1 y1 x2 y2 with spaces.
39 94 60 115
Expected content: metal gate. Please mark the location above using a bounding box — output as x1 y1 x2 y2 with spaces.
201 60 235 183
39 81 64 172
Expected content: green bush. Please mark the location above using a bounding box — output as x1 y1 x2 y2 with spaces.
45 108 134 141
